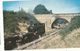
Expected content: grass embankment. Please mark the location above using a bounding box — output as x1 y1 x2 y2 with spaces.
59 16 80 39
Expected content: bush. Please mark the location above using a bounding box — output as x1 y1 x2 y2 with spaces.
33 4 52 14
3 10 17 34
59 16 80 38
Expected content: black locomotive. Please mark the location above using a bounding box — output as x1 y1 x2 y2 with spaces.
22 23 45 43
5 23 45 50
28 23 45 37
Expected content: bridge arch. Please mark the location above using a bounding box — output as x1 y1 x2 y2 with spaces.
51 17 69 29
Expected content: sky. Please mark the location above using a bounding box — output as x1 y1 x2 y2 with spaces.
3 0 80 13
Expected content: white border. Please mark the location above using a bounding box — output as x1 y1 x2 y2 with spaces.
1 0 80 51
0 0 4 51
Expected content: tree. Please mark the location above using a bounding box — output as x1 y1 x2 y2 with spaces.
16 8 28 22
33 4 52 14
16 8 40 24
3 10 18 34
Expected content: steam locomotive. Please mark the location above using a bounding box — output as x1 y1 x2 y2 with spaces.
5 23 45 50
21 23 45 43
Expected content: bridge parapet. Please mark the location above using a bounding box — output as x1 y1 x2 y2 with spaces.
54 13 80 22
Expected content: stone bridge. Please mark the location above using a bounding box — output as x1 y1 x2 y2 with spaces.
33 13 80 32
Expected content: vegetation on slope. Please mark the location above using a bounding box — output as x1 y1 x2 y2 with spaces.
59 16 80 39
3 9 29 37
3 10 18 34
4 9 40 37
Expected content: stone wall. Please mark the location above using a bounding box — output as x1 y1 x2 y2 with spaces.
34 14 56 32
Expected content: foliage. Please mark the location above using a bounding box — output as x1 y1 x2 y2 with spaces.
3 9 40 36
16 8 39 23
3 10 17 34
16 8 28 22
33 4 52 14
59 16 80 38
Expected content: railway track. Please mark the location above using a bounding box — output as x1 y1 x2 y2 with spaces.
14 29 60 50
